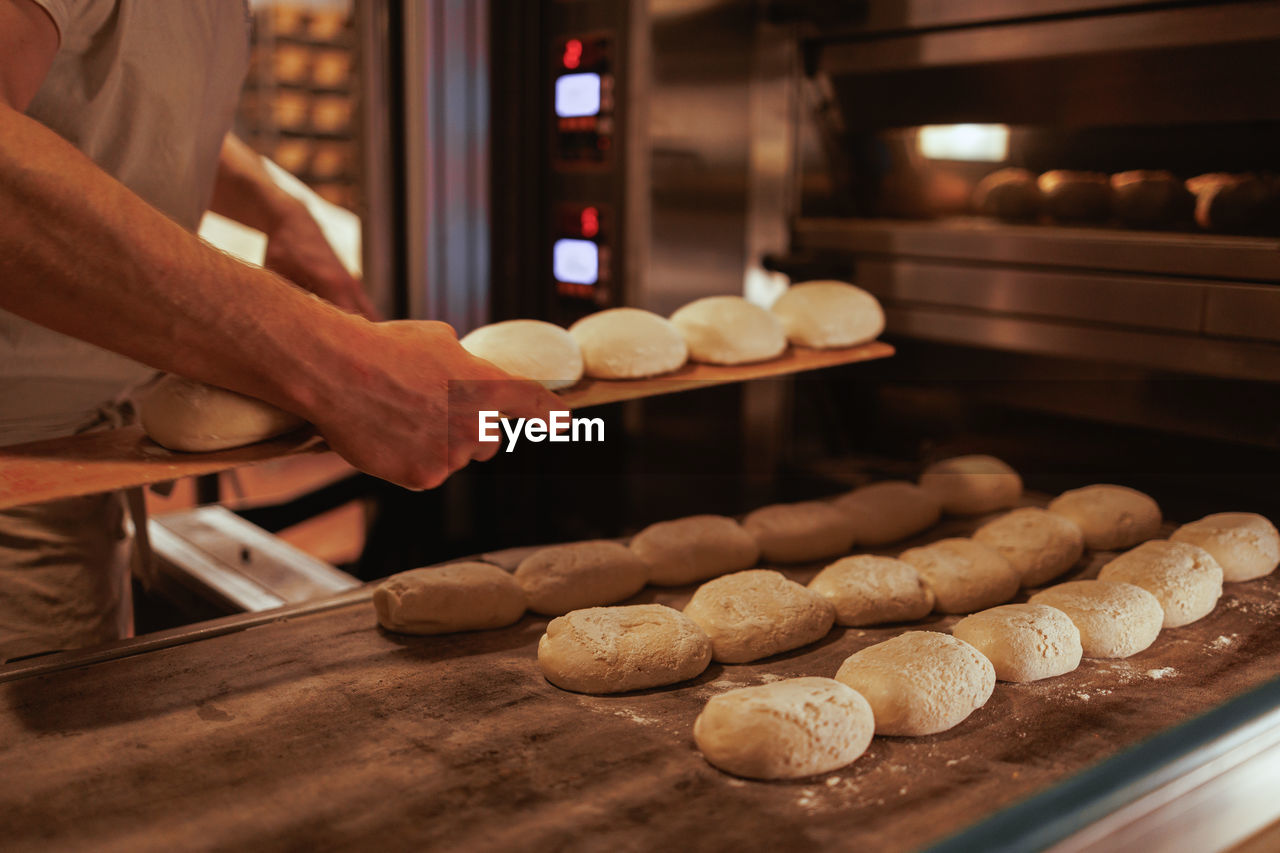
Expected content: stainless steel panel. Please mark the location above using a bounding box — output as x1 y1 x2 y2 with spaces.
355 0 397 319
796 218 1280 283
843 0 1178 34
1204 286 1280 344
857 259 1205 333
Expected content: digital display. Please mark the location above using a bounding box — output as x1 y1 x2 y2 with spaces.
553 238 599 285
555 73 601 118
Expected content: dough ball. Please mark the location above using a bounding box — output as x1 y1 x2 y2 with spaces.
831 481 941 546
1111 170 1193 229
683 569 835 663
742 501 856 564
373 562 526 635
1038 170 1112 223
835 631 995 736
537 604 712 694
460 319 584 390
669 295 787 365
1028 579 1163 659
1170 512 1280 582
514 541 649 616
973 167 1041 221
973 507 1085 588
628 514 759 586
1047 484 1162 551
140 375 304 452
769 280 885 349
952 603 1083 682
693 677 874 779
808 555 934 626
898 538 1020 614
1098 540 1223 628
919 455 1022 516
568 307 688 379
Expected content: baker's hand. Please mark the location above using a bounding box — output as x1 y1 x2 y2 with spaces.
305 319 561 490
264 202 380 319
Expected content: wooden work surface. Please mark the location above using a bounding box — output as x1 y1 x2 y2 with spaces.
0 342 892 512
3 507 1280 852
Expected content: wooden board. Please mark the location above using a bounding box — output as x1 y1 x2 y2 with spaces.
0 342 892 511
3 509 1280 852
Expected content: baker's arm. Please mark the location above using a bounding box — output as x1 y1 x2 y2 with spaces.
0 0 558 488
209 133 379 319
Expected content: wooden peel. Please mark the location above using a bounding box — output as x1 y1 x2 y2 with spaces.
0 341 893 509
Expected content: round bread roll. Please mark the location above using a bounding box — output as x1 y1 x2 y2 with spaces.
514 541 649 616
769 280 885 349
808 555 934 626
898 538 1020 614
1187 173 1272 232
537 604 712 694
683 569 835 663
1038 170 1112 223
568 307 688 379
1047 484 1162 551
918 455 1022 516
952 603 1083 682
973 507 1085 588
1028 579 1163 659
835 631 995 736
459 319 584 390
1098 540 1223 628
973 167 1041 221
1170 512 1280 583
831 481 941 546
742 501 856 564
628 514 759 587
669 295 787 365
693 677 874 779
373 562 526 635
1111 170 1193 229
140 375 304 452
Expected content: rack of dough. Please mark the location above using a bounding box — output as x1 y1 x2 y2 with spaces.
5 494 1280 851
0 341 891 511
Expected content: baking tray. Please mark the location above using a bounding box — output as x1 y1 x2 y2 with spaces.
2 503 1278 851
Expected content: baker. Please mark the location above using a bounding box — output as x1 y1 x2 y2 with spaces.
0 0 559 661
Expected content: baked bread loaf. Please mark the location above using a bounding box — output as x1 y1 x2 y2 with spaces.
952 603 1083 682
742 501 856 564
1098 539 1223 628
1028 579 1163 659
693 677 874 779
460 319 584 390
683 569 835 663
669 295 787 365
1038 170 1112 223
1186 173 1272 232
898 537 1020 614
919 454 1022 516
373 562 526 634
1170 512 1280 582
628 514 759 586
835 631 996 736
514 541 649 616
973 168 1041 221
537 604 712 693
769 280 885 349
568 307 688 379
831 480 941 546
808 555 934 626
141 375 304 452
1047 484 1162 551
973 507 1085 588
1110 170 1193 229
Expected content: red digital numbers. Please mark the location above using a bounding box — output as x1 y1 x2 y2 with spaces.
563 39 583 69
580 206 599 238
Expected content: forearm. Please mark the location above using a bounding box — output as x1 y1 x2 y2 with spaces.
0 104 361 418
208 133 302 234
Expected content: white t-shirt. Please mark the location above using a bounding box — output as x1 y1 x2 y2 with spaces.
0 0 251 446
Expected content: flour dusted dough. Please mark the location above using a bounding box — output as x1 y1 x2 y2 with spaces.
831 481 941 546
1028 579 1163 659
514 541 649 616
742 501 855 564
693 677 874 779
373 562 526 634
973 507 1085 588
1098 540 1224 628
918 455 1022 516
952 603 1083 682
460 319 584 390
835 631 995 736
898 538 1020 614
1170 512 1280 582
669 295 787 365
770 280 885 349
537 604 712 693
568 307 688 379
1047 484 1162 551
809 555 934 626
628 514 759 586
140 375 304 452
683 569 835 663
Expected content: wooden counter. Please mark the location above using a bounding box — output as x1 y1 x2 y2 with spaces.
3 508 1280 852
